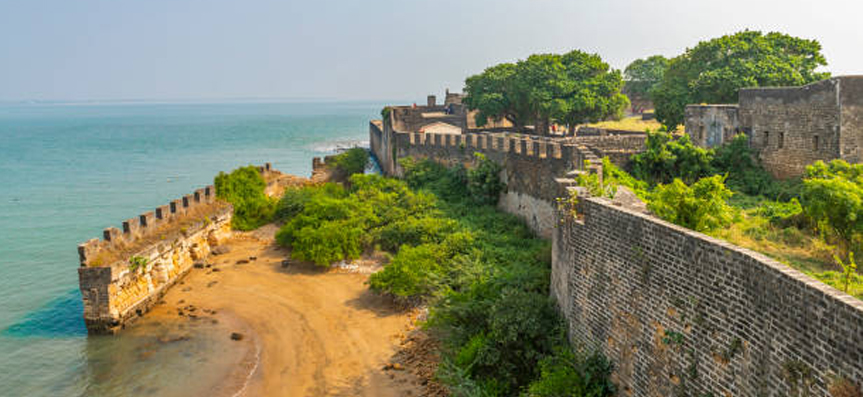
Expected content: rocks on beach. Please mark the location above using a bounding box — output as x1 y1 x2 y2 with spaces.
230 332 244 341
211 245 231 256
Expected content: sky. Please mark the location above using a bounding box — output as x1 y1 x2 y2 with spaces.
0 0 861 102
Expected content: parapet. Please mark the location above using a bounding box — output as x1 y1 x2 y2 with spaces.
77 164 272 267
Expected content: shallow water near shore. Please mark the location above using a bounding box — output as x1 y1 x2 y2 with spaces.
0 100 384 396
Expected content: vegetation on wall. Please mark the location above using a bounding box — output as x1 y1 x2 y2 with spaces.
652 30 830 129
463 49 629 135
573 130 863 299
215 165 275 231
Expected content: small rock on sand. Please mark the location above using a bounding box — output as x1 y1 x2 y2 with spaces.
230 332 244 341
193 263 205 269
236 259 249 265
281 259 291 268
211 246 231 256
207 281 218 288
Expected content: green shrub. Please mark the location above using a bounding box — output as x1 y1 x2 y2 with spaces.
648 175 734 233
526 347 616 397
467 153 505 205
215 166 276 230
802 160 863 254
331 147 369 176
758 199 804 228
274 174 438 267
631 131 713 185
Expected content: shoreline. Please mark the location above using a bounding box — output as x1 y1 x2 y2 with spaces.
142 224 429 396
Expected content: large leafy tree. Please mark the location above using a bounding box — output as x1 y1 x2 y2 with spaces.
558 50 629 133
463 63 530 131
623 55 669 112
463 50 628 135
652 30 829 129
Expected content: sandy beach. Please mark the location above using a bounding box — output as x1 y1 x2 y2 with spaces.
145 225 427 397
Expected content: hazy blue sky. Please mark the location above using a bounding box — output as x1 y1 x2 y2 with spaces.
1 0 860 101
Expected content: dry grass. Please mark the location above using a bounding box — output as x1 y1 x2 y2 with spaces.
87 200 231 267
712 209 863 299
586 116 664 132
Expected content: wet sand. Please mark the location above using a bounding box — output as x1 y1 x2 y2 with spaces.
147 225 422 397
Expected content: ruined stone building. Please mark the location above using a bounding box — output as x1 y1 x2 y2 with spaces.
685 76 863 179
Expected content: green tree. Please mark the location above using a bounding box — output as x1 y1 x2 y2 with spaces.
464 50 628 135
463 62 529 130
653 30 829 129
623 55 669 112
558 50 630 134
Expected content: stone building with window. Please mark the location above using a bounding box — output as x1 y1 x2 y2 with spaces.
685 76 863 179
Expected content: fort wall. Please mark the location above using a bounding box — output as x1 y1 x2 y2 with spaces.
740 79 842 179
77 164 279 334
684 104 740 148
552 188 863 396
372 117 863 395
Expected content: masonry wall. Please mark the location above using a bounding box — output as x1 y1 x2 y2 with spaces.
839 76 863 165
388 132 584 237
685 105 741 147
77 185 232 334
739 80 842 179
76 165 286 334
552 193 863 396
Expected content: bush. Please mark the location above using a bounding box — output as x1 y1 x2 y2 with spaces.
630 130 713 185
758 199 804 228
527 347 616 397
215 166 276 230
274 174 439 266
331 147 369 176
648 175 734 233
802 160 863 253
467 153 505 205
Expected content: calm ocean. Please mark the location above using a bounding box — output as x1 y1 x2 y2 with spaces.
0 100 385 396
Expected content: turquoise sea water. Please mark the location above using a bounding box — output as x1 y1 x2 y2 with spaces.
0 101 383 395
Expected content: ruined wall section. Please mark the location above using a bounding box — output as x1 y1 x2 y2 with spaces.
684 105 741 147
77 165 278 334
739 79 842 179
552 189 863 396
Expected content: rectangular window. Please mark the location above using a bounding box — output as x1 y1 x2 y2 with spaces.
778 132 784 149
813 135 819 150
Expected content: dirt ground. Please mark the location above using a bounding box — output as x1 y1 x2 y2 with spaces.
147 225 440 397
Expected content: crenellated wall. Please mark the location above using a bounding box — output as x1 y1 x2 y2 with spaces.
373 114 863 395
77 164 281 334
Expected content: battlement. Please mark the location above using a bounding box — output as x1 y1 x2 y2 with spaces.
77 163 273 268
77 184 219 267
404 131 570 160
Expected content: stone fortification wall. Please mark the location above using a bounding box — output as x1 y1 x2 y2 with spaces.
389 105 467 133
684 104 741 148
572 134 647 169
740 79 842 179
372 111 863 394
391 132 581 237
552 185 863 396
839 76 863 166
77 164 279 334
